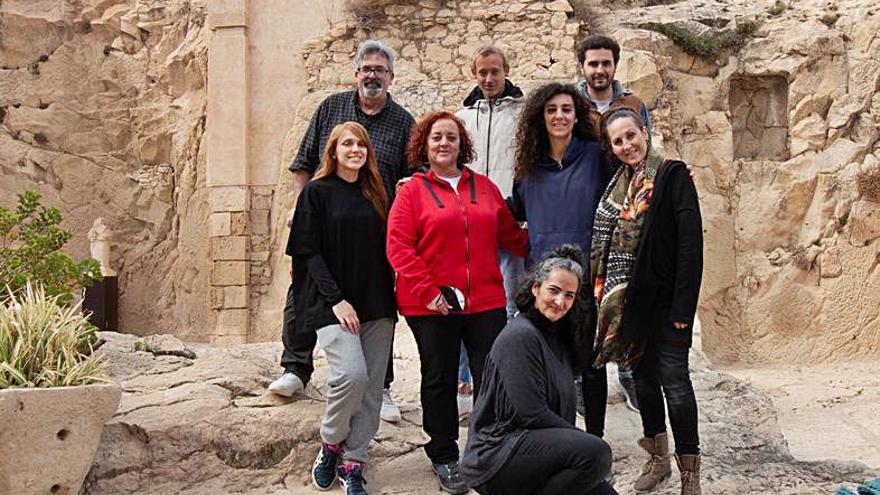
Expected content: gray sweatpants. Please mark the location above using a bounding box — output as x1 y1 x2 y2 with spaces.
316 317 394 462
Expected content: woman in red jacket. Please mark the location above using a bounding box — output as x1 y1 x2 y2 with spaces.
387 110 528 494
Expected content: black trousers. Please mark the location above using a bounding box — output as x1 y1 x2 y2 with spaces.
580 348 608 438
475 428 617 495
406 308 506 464
280 283 394 388
633 318 700 455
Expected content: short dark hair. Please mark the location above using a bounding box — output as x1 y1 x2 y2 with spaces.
576 35 620 65
407 111 476 170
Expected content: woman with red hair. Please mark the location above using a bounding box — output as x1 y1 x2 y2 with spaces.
387 110 528 494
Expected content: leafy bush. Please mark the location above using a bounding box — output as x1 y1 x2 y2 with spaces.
640 20 759 61
0 190 101 306
768 0 787 16
0 282 106 388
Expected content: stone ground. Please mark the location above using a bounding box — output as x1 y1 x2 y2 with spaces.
83 325 878 495
724 361 880 472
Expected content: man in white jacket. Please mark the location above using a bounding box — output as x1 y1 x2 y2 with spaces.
454 46 525 419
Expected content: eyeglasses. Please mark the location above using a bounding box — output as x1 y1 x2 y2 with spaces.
358 66 390 76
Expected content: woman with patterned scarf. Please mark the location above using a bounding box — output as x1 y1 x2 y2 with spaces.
590 108 704 495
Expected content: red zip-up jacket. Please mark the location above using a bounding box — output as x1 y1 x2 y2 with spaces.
387 167 528 316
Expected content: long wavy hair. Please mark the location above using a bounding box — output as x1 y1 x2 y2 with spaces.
407 110 476 170
515 244 593 368
514 83 595 181
314 121 388 221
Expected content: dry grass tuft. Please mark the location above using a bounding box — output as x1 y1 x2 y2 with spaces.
856 166 880 202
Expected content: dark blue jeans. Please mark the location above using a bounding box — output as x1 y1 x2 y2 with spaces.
633 318 700 455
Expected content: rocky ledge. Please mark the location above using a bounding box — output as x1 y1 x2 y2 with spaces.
83 330 872 494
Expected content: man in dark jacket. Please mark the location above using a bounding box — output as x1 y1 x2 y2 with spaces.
269 39 414 426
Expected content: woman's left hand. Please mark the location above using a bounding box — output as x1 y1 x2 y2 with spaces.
673 322 688 330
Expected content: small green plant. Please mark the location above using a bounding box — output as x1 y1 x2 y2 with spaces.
767 0 787 15
641 20 758 61
0 282 106 388
0 190 101 306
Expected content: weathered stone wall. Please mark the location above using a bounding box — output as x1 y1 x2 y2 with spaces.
254 0 587 340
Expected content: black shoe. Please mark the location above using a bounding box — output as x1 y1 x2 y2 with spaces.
614 370 640 412
575 377 586 419
338 462 368 495
432 461 469 494
311 443 340 490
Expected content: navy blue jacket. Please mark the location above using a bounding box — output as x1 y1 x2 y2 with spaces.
509 136 612 267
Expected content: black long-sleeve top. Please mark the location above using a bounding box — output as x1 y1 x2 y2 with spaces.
460 308 577 487
621 160 703 343
287 175 396 334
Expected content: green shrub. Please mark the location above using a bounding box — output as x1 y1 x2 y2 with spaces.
641 20 759 61
768 0 787 16
0 282 106 388
0 190 101 306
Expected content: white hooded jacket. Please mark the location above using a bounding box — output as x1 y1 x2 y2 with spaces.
455 80 525 197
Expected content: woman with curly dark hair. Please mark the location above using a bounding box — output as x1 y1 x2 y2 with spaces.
461 245 617 495
508 83 614 440
387 110 528 494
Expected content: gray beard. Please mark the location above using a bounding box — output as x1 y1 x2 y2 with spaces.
361 85 383 99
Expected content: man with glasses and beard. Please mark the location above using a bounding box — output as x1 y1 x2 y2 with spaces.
269 40 414 426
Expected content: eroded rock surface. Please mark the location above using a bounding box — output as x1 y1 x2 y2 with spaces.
0 0 210 339
83 330 872 495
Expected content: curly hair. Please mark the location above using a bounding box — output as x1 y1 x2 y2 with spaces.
514 244 594 368
514 83 595 181
407 110 476 170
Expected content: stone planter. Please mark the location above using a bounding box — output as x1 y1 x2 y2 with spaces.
0 383 121 495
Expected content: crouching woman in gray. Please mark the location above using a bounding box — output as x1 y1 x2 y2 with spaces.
461 245 617 495
289 121 396 495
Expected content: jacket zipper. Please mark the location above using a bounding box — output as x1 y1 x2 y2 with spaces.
485 102 493 178
454 181 472 311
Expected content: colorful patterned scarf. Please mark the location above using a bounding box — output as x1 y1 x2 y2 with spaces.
590 149 663 369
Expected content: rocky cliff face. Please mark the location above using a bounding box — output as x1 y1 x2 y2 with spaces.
2 0 879 363
0 0 211 338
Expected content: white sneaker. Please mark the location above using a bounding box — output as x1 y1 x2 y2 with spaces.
457 393 473 422
380 388 401 423
268 372 304 397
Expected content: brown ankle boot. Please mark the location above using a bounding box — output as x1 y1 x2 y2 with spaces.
634 432 672 492
675 453 702 495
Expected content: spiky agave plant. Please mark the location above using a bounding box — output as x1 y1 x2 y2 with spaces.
0 282 107 388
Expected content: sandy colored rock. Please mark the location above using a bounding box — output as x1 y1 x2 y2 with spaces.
80 329 875 495
0 384 122 495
